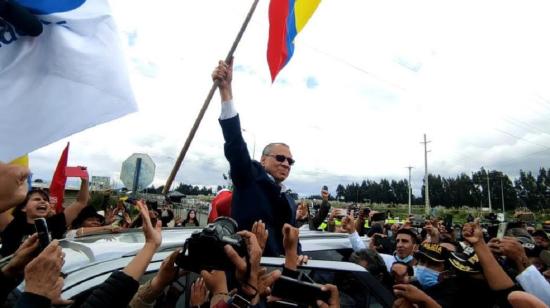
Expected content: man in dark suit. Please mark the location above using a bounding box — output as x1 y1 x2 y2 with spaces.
213 59 298 257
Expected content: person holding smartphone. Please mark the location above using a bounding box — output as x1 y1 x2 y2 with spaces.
310 186 332 231
0 173 89 257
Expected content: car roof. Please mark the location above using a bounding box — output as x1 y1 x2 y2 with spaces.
55 228 369 299
59 228 357 274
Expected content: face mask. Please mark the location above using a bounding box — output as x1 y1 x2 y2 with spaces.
395 254 414 264
415 266 440 288
387 230 393 238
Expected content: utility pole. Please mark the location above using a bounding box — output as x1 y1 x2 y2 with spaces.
500 177 505 220
421 134 431 216
486 170 492 212
406 166 414 215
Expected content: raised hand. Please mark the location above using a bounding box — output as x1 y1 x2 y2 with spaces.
24 240 72 304
2 233 39 278
0 162 30 212
341 215 356 234
251 220 268 253
190 277 209 307
462 220 484 246
316 284 340 308
137 200 162 248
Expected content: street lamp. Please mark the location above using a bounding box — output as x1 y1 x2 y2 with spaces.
241 128 256 159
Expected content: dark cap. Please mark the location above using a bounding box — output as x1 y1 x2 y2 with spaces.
415 242 448 263
532 230 550 241
448 251 481 273
71 206 105 228
506 228 536 251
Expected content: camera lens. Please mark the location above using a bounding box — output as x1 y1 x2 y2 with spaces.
212 216 239 237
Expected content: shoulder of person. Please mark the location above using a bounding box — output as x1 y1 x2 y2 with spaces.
48 212 67 228
3 215 26 231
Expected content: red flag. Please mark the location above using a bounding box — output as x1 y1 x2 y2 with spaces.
50 143 69 213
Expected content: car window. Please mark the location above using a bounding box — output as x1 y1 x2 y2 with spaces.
306 248 354 262
263 266 393 308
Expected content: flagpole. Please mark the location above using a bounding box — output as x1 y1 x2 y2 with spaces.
162 0 260 195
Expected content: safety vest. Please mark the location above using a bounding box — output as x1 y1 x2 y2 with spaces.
317 219 342 231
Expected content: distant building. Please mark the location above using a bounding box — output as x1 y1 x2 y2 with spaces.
91 176 111 191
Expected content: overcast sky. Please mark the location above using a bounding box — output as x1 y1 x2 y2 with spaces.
29 0 550 196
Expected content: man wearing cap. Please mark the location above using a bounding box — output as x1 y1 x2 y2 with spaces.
65 206 121 239
447 250 502 308
533 230 550 250
213 60 298 257
414 242 456 307
464 220 550 305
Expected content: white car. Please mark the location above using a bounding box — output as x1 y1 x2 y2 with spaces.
8 228 393 307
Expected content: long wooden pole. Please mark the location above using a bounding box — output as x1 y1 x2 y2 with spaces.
162 0 260 195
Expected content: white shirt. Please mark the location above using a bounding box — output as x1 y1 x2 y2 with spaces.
220 100 238 120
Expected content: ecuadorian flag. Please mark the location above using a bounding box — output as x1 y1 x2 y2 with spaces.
267 0 321 82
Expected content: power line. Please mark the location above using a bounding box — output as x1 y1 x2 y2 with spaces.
493 128 550 151
502 117 550 138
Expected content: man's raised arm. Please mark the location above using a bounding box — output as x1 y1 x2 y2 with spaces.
63 175 90 227
214 59 253 186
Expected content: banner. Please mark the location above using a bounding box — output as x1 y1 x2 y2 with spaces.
0 0 137 162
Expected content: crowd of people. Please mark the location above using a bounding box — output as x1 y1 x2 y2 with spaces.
0 59 548 307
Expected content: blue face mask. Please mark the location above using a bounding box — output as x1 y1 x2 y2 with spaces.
415 266 440 288
395 254 413 264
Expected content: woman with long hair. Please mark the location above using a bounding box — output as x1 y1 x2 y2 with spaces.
0 176 89 257
182 209 199 227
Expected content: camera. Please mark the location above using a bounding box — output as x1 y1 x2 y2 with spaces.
176 217 247 273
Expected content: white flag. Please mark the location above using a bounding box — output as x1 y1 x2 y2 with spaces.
0 0 137 162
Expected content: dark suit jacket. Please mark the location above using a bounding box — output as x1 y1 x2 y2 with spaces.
220 115 298 256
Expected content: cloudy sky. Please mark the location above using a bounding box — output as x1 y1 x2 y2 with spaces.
29 0 550 196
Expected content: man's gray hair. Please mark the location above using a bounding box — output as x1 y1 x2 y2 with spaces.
261 143 290 156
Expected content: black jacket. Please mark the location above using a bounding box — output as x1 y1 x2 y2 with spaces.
14 292 50 308
13 271 138 308
0 270 21 306
79 271 139 308
310 199 331 230
220 115 298 257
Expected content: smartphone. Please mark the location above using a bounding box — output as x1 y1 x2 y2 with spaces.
322 185 328 192
496 222 508 239
271 275 330 306
65 166 89 179
34 218 50 253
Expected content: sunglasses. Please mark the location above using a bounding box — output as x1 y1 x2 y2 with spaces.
267 154 295 166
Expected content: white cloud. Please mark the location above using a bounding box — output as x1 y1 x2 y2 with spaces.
28 0 550 196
